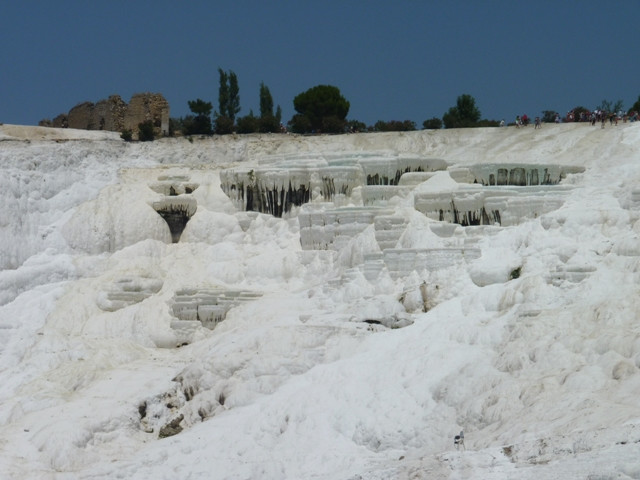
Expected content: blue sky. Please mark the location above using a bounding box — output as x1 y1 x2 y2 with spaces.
2 1 639 127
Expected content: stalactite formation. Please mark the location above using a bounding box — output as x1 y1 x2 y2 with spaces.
220 154 447 217
152 197 197 243
149 176 199 243
465 164 584 186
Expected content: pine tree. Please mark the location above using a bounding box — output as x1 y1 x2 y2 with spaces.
290 85 350 133
186 98 213 135
442 94 481 128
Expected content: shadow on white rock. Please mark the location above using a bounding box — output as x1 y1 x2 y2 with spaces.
62 184 171 253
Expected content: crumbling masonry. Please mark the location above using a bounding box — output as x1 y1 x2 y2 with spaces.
40 93 170 137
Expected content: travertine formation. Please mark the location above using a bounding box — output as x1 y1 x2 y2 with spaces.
41 93 169 137
220 152 448 217
149 173 199 243
220 152 585 288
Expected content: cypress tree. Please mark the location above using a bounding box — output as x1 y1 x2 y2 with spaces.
259 82 274 118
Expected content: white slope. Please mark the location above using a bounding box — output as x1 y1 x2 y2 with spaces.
0 123 640 479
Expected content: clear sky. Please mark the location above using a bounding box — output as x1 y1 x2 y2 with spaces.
2 1 639 127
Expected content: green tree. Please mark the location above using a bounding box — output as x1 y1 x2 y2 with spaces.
215 68 240 133
628 95 640 114
290 85 350 133
442 94 481 128
423 117 443 130
236 111 259 134
259 82 274 118
257 82 280 133
186 99 213 134
259 115 280 133
288 114 312 134
597 99 623 113
228 71 240 121
217 69 229 118
541 110 557 123
168 117 182 136
613 100 624 113
188 98 212 117
214 116 234 135
567 106 588 122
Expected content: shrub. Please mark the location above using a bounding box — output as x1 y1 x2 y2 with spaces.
236 114 259 134
180 116 194 135
476 119 500 127
510 267 522 280
138 120 155 141
423 117 443 130
214 115 234 135
541 110 557 123
374 120 416 132
288 114 312 134
346 120 367 133
258 115 280 133
169 117 183 136
120 129 133 142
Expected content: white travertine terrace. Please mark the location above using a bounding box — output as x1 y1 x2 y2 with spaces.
220 152 582 284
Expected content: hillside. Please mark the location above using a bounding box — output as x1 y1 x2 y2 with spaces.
1 122 640 479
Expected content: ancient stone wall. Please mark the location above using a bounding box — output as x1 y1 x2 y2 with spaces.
67 102 94 130
123 93 170 136
42 93 169 137
92 95 127 132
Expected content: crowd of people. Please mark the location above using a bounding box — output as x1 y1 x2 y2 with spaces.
564 108 638 126
505 109 639 129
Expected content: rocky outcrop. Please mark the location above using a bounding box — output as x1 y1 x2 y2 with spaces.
41 93 169 137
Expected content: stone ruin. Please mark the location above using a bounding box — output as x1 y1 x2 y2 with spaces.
40 93 170 138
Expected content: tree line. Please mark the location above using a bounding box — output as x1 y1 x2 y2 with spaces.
169 68 473 137
134 68 640 140
169 68 283 137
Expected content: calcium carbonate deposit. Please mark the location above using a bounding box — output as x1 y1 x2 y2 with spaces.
1 122 640 479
